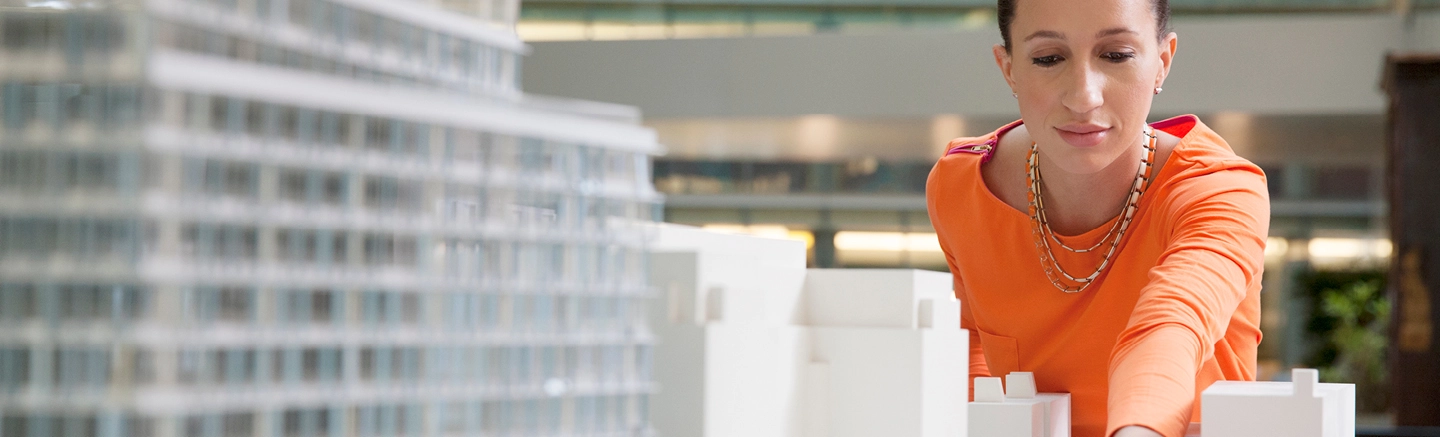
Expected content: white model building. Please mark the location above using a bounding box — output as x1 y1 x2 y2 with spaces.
0 0 661 435
647 225 968 437
1201 368 1355 437
968 372 1070 437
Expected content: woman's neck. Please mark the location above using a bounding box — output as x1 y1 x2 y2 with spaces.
1035 140 1148 237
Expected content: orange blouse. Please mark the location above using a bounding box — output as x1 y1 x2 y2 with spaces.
925 115 1266 437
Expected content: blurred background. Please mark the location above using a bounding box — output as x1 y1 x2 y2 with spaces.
512 0 1438 427
1 0 1438 434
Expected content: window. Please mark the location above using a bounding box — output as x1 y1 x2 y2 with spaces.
436 34 451 71
254 0 273 21
51 347 110 389
321 230 348 265
131 348 155 384
274 105 297 141
0 217 137 261
280 288 336 324
221 413 253 437
215 287 254 322
207 96 229 133
276 228 317 263
287 108 312 144
0 348 31 391
353 11 377 48
318 111 340 146
310 0 332 37
282 408 330 437
185 286 254 323
287 0 311 28
0 151 43 192
185 159 258 200
301 348 320 381
216 348 256 383
363 117 391 152
278 170 307 204
1 14 60 51
177 348 206 385
410 123 430 157
363 176 422 212
0 283 36 321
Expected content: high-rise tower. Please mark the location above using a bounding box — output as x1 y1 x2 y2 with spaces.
0 0 661 435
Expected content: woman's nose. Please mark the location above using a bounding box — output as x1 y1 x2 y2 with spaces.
1061 62 1105 114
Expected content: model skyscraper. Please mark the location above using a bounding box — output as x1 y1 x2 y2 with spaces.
0 0 661 435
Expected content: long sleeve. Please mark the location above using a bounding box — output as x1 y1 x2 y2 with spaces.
1104 169 1270 437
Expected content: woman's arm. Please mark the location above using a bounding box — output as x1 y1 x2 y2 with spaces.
1105 170 1270 437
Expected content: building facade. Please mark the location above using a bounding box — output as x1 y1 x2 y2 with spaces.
0 0 662 435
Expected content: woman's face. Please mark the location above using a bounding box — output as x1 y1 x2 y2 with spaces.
993 0 1177 175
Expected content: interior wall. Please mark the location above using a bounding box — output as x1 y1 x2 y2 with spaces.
522 12 1438 119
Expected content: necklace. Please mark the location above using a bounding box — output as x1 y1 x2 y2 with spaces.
1026 128 1157 293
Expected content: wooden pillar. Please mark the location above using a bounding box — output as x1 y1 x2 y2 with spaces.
1383 54 1440 427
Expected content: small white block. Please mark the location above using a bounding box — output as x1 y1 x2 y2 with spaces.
970 401 1043 437
1201 368 1354 437
1035 393 1071 437
975 377 1005 403
1006 372 1038 399
969 374 1070 437
917 299 935 329
1292 368 1318 398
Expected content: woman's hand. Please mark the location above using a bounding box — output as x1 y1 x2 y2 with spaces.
1114 426 1163 437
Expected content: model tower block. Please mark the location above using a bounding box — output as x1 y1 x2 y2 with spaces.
968 371 1071 437
646 225 969 437
1201 368 1355 437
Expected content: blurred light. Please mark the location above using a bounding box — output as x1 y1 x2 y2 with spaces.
1264 237 1289 263
702 224 813 249
27 0 73 9
1208 111 1256 157
1308 238 1392 261
930 114 966 150
796 114 840 161
517 22 588 41
833 231 941 252
961 9 994 29
670 22 748 39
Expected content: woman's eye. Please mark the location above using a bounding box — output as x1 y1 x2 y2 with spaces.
1102 52 1136 63
1031 55 1064 66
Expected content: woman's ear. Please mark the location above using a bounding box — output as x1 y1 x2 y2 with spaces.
993 44 1018 95
1155 32 1178 91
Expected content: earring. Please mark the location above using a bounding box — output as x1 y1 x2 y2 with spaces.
1012 92 1018 99
1154 87 1163 95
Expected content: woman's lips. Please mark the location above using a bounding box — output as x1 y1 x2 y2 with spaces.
1056 126 1110 148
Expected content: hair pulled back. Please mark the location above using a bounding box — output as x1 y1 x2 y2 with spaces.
997 0 1172 51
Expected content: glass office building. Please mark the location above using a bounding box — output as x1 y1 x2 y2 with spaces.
0 0 662 435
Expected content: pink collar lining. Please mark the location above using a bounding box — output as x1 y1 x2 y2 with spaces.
945 115 1199 163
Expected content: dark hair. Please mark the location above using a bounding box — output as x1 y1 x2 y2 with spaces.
997 0 1171 52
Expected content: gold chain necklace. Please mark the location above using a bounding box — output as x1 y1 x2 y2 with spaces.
1026 128 1157 293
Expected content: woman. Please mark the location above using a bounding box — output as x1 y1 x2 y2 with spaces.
924 0 1267 436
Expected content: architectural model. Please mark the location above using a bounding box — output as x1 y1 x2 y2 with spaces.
645 227 1358 437
0 0 661 435
647 225 968 437
968 372 1070 437
1201 368 1355 437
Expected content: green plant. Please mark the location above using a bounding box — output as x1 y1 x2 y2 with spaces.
1318 280 1389 390
1298 270 1389 413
